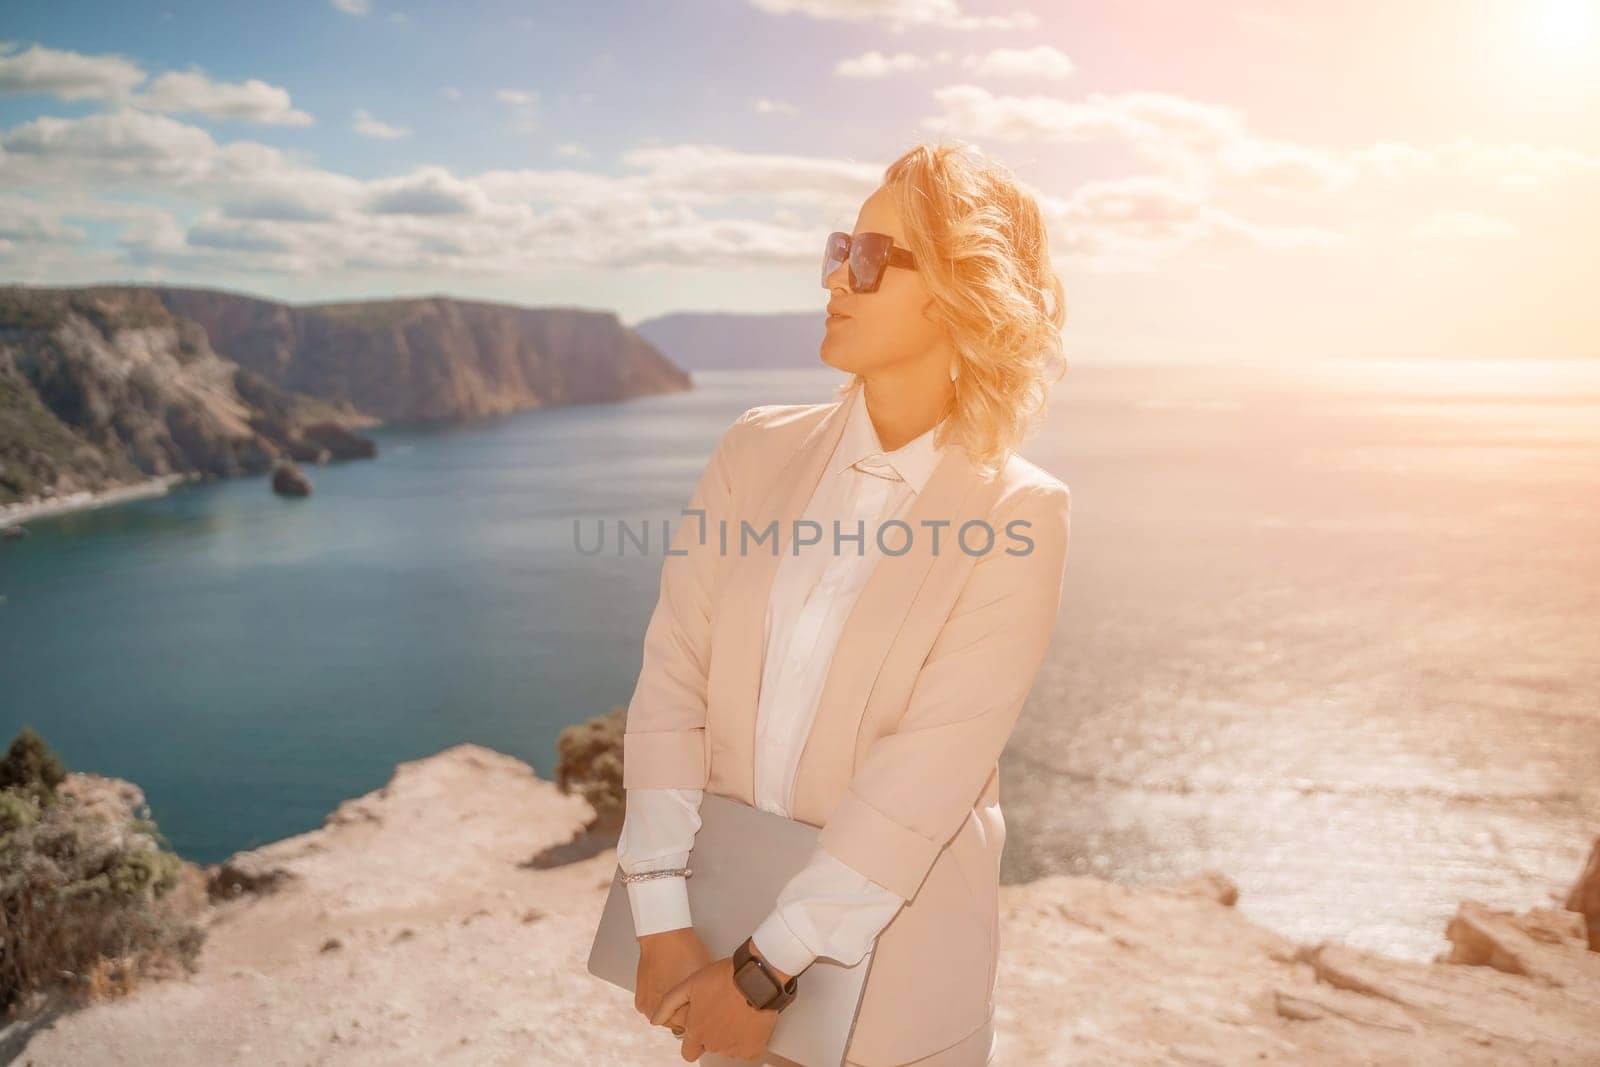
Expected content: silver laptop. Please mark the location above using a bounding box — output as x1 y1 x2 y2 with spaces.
587 790 879 1067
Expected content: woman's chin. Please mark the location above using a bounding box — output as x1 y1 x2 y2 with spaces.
819 336 861 373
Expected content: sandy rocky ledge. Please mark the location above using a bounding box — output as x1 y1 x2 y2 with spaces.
6 743 1597 1066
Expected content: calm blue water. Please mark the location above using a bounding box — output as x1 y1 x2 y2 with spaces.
3 359 1597 962
0 368 852 861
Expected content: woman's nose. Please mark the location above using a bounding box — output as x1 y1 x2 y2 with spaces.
824 259 851 292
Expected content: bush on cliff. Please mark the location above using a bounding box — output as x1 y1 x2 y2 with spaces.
555 706 626 832
0 726 205 1016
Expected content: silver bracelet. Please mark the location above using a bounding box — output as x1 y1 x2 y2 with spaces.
620 865 692 884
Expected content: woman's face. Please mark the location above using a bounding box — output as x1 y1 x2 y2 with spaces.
821 185 950 378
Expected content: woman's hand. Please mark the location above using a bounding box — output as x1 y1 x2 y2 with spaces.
636 927 712 1036
651 956 782 1061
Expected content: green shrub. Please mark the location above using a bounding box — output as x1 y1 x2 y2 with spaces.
554 706 626 832
0 727 205 1015
0 726 66 807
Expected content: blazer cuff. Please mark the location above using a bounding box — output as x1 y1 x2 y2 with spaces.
627 875 693 937
622 728 708 789
817 787 942 901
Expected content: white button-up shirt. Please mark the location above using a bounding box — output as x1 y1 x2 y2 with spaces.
616 386 948 977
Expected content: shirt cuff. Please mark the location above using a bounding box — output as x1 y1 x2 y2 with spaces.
627 874 693 937
750 908 819 979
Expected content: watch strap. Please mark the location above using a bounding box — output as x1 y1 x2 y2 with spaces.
733 935 798 1011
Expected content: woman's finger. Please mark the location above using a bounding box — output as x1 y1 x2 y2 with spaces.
651 977 690 1027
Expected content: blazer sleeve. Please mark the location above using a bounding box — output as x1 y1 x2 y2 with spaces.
621 407 754 790
816 483 1071 901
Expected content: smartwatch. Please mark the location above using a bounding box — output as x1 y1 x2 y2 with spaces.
731 935 798 1012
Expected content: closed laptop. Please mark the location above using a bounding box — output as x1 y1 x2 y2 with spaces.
587 790 878 1067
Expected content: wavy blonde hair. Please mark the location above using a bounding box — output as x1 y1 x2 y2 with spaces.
836 139 1068 480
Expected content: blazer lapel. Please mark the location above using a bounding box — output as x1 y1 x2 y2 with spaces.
706 398 853 806
704 394 994 826
789 440 989 822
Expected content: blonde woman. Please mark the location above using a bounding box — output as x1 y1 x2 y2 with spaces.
615 140 1071 1067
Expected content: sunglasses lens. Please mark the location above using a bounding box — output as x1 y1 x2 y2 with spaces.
822 232 850 288
823 232 899 292
850 233 891 292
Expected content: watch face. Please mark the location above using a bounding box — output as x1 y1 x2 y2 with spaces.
733 960 778 1006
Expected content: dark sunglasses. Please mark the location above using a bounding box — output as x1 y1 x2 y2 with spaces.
821 231 917 294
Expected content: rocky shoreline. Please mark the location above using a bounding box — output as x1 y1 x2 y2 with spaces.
4 744 1597 1065
0 473 193 531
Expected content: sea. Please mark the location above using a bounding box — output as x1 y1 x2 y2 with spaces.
1 358 1595 963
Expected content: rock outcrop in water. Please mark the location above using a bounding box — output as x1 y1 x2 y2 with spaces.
271 461 312 498
5 744 1596 1065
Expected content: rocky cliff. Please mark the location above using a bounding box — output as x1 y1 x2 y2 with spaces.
0 285 377 507
6 744 1596 1065
153 286 690 423
0 285 692 509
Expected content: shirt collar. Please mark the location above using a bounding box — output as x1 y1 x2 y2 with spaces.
828 387 948 495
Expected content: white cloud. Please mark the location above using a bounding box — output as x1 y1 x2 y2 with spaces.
219 181 354 223
925 85 1236 152
0 45 312 126
1046 173 1347 271
752 98 798 116
1 108 228 184
838 46 1076 80
1352 138 1600 188
1409 208 1519 241
834 50 930 79
746 0 1036 32
364 166 492 216
0 42 146 101
0 138 883 277
128 69 314 126
187 215 302 254
496 89 541 134
330 0 371 14
0 193 88 244
1 78 1570 291
923 85 1354 195
440 86 462 101
352 108 412 140
612 144 880 205
961 46 1075 81
925 84 1600 201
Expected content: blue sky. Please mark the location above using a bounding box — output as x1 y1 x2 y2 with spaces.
2 1 1597 359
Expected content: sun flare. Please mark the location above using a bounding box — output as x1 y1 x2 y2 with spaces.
1531 0 1597 60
